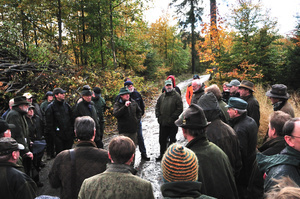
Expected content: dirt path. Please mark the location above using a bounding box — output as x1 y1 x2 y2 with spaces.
37 79 192 199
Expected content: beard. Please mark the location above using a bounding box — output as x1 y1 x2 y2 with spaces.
166 87 173 92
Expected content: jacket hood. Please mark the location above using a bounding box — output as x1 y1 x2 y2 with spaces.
167 75 176 87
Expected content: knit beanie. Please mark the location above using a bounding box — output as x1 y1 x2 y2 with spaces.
161 143 198 182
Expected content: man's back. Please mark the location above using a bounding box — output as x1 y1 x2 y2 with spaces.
49 141 109 199
186 135 238 199
79 163 154 199
0 162 37 199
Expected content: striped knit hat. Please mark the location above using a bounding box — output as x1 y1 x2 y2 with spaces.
161 143 198 182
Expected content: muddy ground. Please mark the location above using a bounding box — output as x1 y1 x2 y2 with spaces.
37 79 191 199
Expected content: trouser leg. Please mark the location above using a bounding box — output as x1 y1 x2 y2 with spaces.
137 121 147 155
159 126 169 156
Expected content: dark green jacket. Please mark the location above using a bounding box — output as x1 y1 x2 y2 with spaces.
113 98 142 134
257 146 300 192
74 100 101 141
161 181 216 199
186 135 238 199
241 94 260 127
92 96 106 122
155 89 183 127
0 162 37 199
6 107 30 154
78 163 154 199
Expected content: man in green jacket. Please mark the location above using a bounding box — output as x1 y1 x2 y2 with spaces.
175 104 238 199
0 137 37 199
155 80 183 160
74 85 102 148
78 135 154 199
6 96 33 175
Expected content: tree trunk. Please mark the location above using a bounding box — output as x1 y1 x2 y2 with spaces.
191 1 196 74
57 0 62 52
110 0 118 69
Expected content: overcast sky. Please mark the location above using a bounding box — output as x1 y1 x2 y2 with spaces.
143 0 300 36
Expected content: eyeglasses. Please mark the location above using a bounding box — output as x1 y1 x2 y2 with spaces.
291 135 300 139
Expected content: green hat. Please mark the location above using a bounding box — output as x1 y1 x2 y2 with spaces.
198 92 220 111
81 85 92 96
12 96 30 107
0 137 24 156
165 80 173 86
119 87 130 95
175 104 209 129
226 97 248 110
161 143 198 182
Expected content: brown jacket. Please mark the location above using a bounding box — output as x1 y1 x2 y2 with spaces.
48 141 109 199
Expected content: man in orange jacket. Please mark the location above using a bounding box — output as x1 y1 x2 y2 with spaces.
186 74 200 105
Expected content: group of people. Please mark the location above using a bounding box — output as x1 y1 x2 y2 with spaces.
0 74 300 199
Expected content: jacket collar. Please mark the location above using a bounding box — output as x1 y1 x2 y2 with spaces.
75 140 97 148
105 163 137 175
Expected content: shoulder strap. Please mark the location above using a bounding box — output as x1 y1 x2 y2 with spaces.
69 149 77 199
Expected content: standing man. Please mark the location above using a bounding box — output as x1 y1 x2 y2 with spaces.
1 98 14 120
6 96 33 174
45 88 74 155
257 118 300 192
155 80 183 160
40 91 54 159
0 137 37 199
92 87 106 146
227 79 240 98
239 80 260 127
266 84 294 118
124 80 150 161
227 97 259 198
175 104 238 199
113 87 142 147
190 79 205 105
78 136 154 199
198 92 242 178
49 116 109 199
74 85 103 148
185 74 200 105
258 111 291 155
40 91 53 117
23 92 42 119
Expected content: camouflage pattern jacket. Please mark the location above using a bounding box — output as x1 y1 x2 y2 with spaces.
78 163 154 199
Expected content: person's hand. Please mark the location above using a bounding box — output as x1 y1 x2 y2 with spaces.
125 101 131 107
26 152 34 160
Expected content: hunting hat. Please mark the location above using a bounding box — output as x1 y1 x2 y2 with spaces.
226 97 248 110
239 80 255 92
53 88 66 95
193 74 200 79
119 87 130 95
161 143 198 182
0 119 15 135
93 87 101 97
45 91 53 97
124 81 133 87
198 92 220 111
165 80 173 86
226 79 241 87
266 84 290 99
81 85 92 96
175 104 209 129
12 96 30 107
0 137 24 156
23 92 33 99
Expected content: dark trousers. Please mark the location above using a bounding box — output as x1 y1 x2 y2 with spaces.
137 121 147 155
45 133 55 157
55 136 73 155
159 125 178 155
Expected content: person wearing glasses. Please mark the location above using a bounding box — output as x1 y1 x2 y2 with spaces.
259 118 300 193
